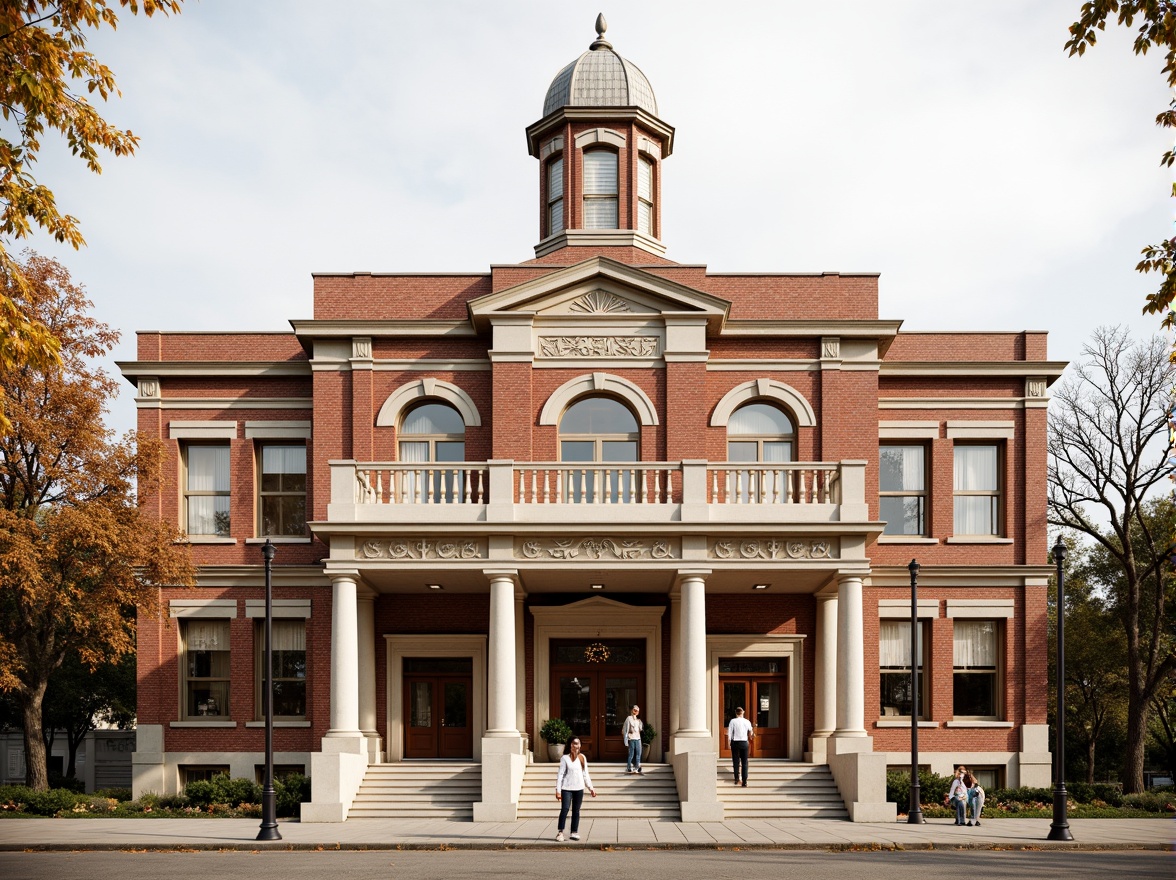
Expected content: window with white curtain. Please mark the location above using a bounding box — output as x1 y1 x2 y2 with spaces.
399 401 466 502
726 402 795 503
880 444 927 536
547 156 564 236
182 619 231 719
258 444 306 537
879 620 928 718
184 444 230 537
637 156 654 235
953 619 1000 718
255 619 306 719
559 396 639 502
953 444 1001 536
582 150 618 229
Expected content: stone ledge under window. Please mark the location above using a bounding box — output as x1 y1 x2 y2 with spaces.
170 721 237 728
245 720 311 728
876 720 939 728
945 720 1014 728
245 537 312 544
178 536 237 545
945 536 1014 545
877 536 939 545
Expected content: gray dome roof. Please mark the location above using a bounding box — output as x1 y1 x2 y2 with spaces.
543 16 658 117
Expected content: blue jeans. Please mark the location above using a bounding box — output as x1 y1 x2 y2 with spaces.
626 738 642 771
731 741 749 784
968 790 984 822
952 795 966 824
558 789 584 833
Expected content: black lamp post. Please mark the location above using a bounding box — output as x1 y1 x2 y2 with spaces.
907 558 925 823
257 539 282 841
1047 535 1073 841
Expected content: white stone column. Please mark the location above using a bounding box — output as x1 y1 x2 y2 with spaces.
357 591 382 762
668 589 682 744
676 570 710 740
327 573 361 737
485 570 519 737
834 574 867 737
807 591 838 763
514 588 527 745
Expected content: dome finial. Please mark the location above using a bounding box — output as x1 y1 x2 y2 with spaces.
590 12 612 50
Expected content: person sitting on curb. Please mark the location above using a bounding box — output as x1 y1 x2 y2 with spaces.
945 765 968 826
964 772 985 826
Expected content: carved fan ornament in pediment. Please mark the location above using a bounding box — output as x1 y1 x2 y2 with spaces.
568 290 633 314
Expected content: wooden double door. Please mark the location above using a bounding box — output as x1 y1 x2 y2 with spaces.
718 657 788 759
550 639 645 762
403 658 473 759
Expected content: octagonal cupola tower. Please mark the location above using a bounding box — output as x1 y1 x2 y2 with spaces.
527 13 675 259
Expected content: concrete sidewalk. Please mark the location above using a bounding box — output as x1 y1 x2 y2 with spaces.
0 817 1172 851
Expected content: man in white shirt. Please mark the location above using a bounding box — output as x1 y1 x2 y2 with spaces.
621 705 644 774
727 706 754 786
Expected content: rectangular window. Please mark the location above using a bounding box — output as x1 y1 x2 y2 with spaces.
182 619 231 719
583 150 618 229
184 444 230 536
181 765 230 788
880 444 927 536
953 619 1000 718
258 444 307 537
953 444 1001 535
879 620 928 719
547 157 564 236
637 156 653 235
255 619 306 719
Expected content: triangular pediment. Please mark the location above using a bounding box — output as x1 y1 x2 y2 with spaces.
468 257 729 333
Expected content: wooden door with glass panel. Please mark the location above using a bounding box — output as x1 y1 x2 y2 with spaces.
403 658 473 759
718 657 787 759
550 639 645 762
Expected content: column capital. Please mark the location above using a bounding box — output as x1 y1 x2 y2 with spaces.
674 568 712 586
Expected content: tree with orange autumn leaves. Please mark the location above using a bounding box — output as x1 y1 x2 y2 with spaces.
0 252 193 790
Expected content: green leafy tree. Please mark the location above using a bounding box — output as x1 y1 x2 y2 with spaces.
1065 3 1176 325
0 252 194 790
41 651 135 779
0 1 183 425
1048 327 1176 792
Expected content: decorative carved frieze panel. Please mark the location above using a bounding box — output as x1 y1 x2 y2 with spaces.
358 538 484 560
517 537 678 560
710 539 837 560
569 290 632 314
821 337 841 359
1025 377 1047 398
137 378 160 398
538 336 660 358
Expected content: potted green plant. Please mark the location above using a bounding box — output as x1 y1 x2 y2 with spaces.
540 717 572 763
640 721 657 762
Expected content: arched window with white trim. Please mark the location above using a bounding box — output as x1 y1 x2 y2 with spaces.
399 401 465 502
725 402 795 503
559 396 638 502
582 150 618 229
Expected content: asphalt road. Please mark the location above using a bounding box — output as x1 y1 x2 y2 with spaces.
1 850 1172 880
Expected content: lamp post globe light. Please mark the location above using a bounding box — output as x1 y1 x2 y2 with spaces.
907 559 925 823
257 539 282 841
1047 535 1073 841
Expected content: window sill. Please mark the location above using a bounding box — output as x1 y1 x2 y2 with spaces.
945 720 1013 728
245 537 312 544
876 720 938 728
945 536 1013 545
170 720 237 728
245 720 311 728
178 536 237 545
877 536 939 544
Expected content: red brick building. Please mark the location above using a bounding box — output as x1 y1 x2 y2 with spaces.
121 18 1061 822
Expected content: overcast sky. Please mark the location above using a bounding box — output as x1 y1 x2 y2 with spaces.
22 0 1171 437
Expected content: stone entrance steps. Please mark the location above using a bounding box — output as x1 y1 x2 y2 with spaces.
715 758 849 818
348 761 481 820
517 762 680 820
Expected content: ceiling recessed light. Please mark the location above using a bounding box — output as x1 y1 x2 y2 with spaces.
752 583 770 591
590 584 605 590
427 584 443 591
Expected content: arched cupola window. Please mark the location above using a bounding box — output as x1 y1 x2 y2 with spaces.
547 156 564 236
637 155 654 235
582 149 618 229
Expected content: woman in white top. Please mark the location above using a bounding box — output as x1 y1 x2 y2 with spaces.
946 765 968 825
554 737 596 841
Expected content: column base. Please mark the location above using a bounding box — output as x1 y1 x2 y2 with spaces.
362 731 384 764
826 735 896 823
805 731 834 764
473 734 526 821
301 733 369 822
670 747 723 821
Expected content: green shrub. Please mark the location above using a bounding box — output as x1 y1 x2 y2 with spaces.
158 794 189 810
641 723 657 745
1123 791 1176 813
23 788 80 816
539 718 572 744
989 786 1053 807
184 774 261 808
47 773 85 794
274 773 311 818
94 787 133 802
886 769 952 812
0 785 34 811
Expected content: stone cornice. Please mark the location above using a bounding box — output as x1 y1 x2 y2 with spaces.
880 361 1067 379
117 360 311 383
722 319 903 340
290 319 475 338
526 106 675 157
